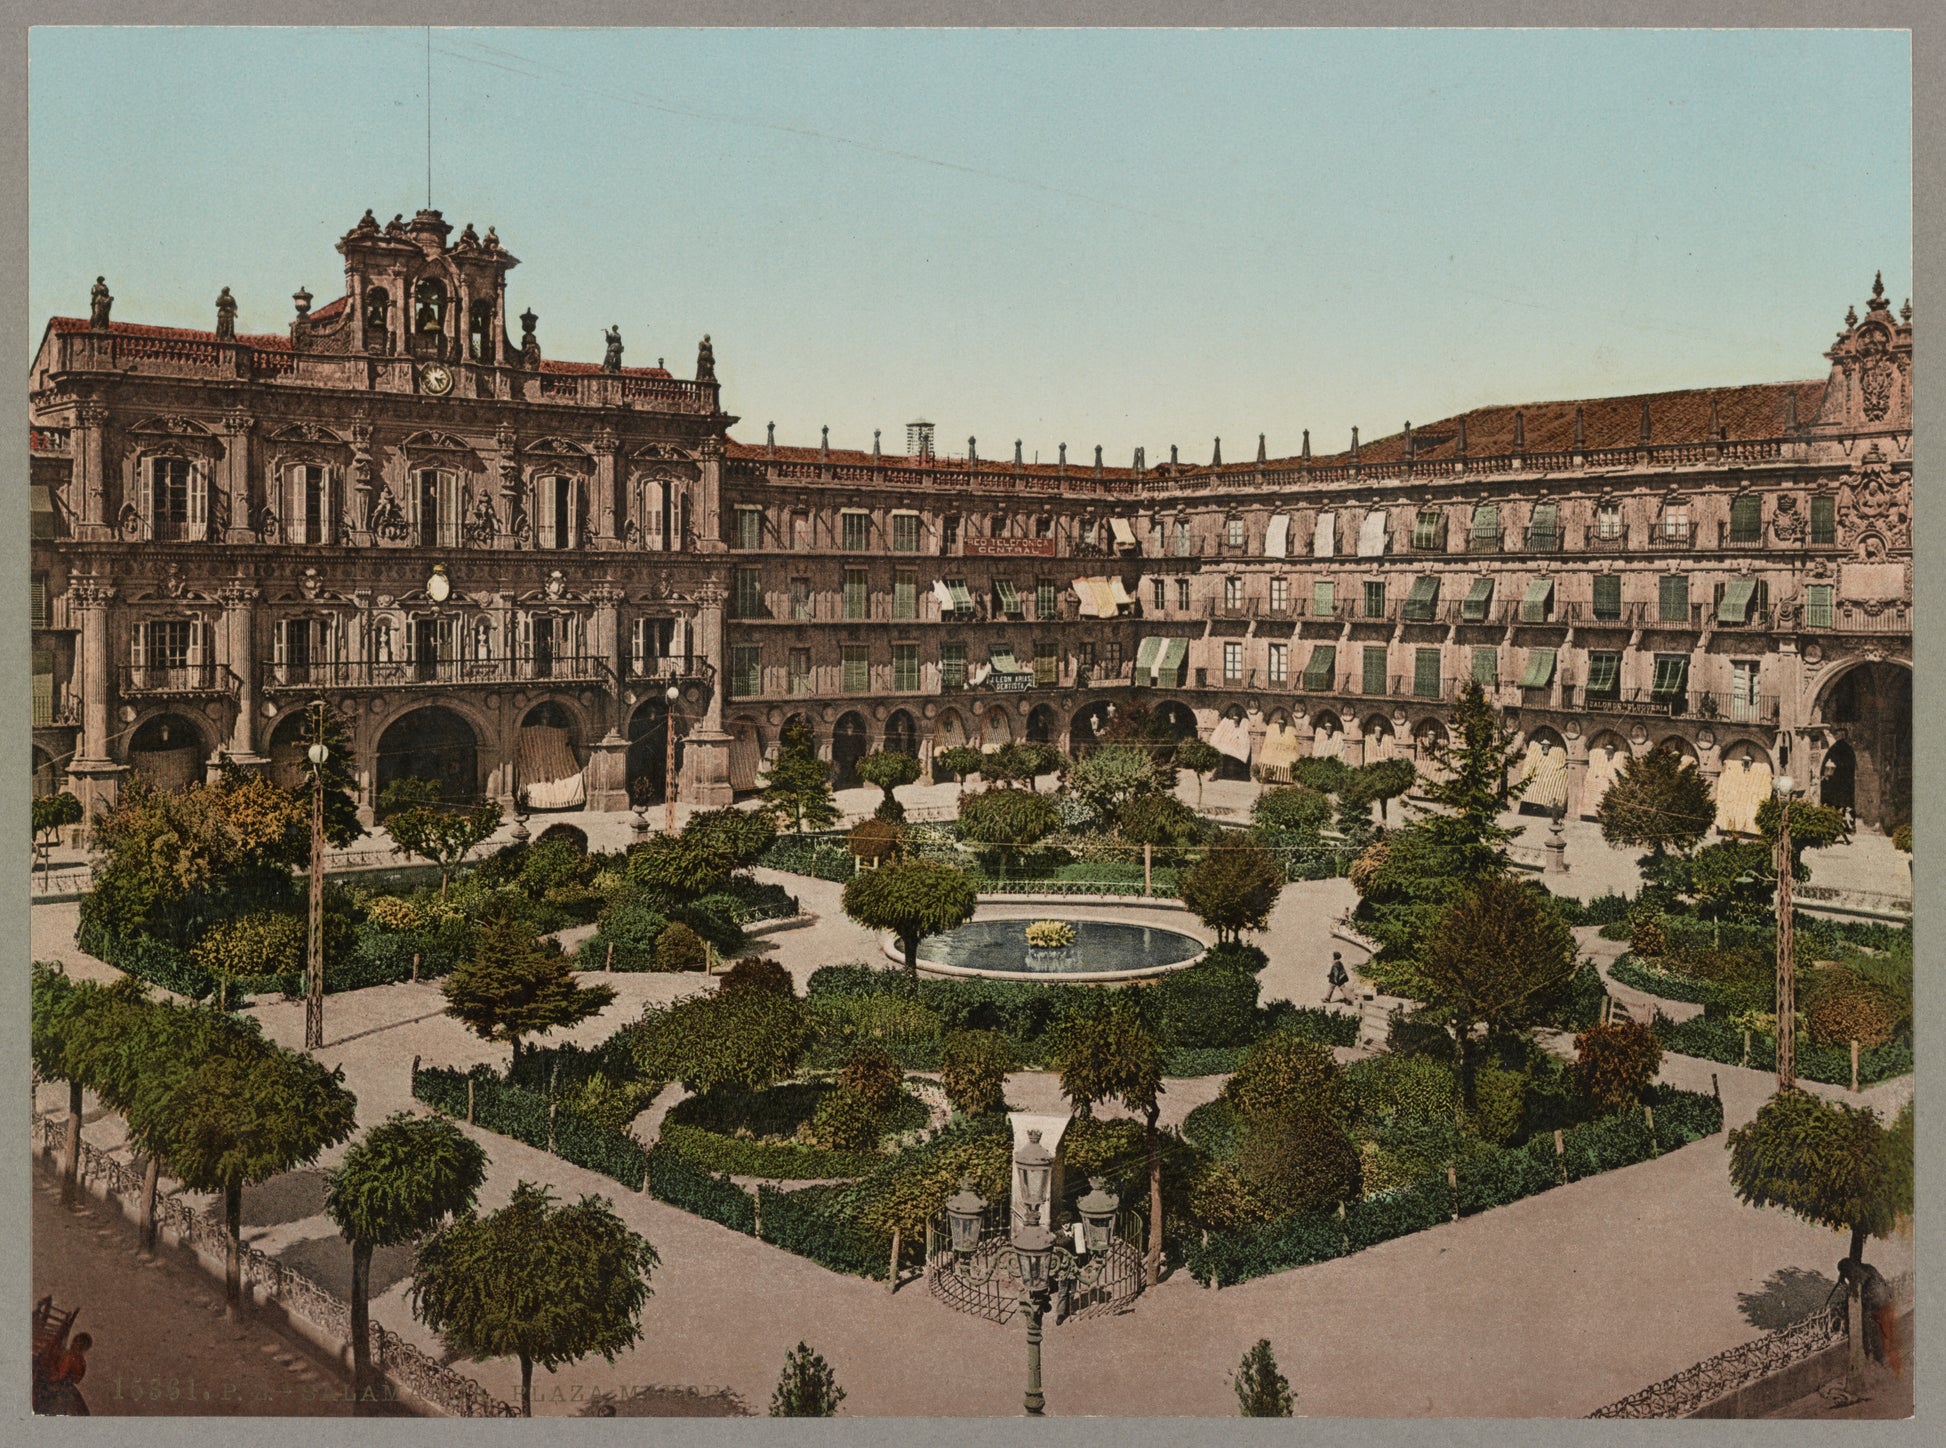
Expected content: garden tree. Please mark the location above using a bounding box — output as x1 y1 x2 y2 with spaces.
412 1182 659 1417
1755 795 1852 882
133 1031 357 1316
82 770 310 951
939 1029 1013 1116
631 987 811 1095
629 806 777 905
1233 1106 1363 1218
380 778 504 897
1097 704 1184 781
1727 1090 1914 1282
294 699 367 848
1595 746 1716 877
32 790 81 880
1221 1032 1340 1120
442 910 617 1066
651 919 708 972
1571 1019 1664 1110
842 856 978 979
1174 737 1223 805
1358 757 1419 823
838 1045 905 1112
1686 840 1780 922
1233 1339 1295 1417
955 786 1062 879
1180 840 1285 944
1063 743 1163 821
190 910 305 1010
1332 771 1379 850
718 955 796 998
771 1342 846 1417
1116 793 1203 852
983 740 1058 790
1047 992 1166 1286
325 1113 489 1410
1419 874 1578 1112
1290 755 1355 796
1420 680 1527 880
855 749 921 821
762 717 839 833
1252 785 1333 835
30 963 99 1205
931 745 987 796
847 816 904 865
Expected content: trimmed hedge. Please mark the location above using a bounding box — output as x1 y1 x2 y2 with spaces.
1608 955 1726 1007
757 1184 891 1279
1185 1086 1722 1288
657 1121 884 1182
412 1064 650 1189
1651 1012 1913 1085
760 838 856 883
646 1147 757 1234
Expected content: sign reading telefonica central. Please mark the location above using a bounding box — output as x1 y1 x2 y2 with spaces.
965 537 1059 557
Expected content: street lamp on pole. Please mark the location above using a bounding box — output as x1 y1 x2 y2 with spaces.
304 699 329 1051
664 684 681 835
1773 773 1796 1090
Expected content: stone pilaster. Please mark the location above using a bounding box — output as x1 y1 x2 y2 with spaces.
694 435 726 553
224 408 257 543
66 575 125 831
73 402 111 539
220 582 265 763
593 426 619 546
681 578 734 804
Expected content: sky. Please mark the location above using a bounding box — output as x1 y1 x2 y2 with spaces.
29 27 1911 463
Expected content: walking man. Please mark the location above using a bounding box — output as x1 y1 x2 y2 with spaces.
1324 952 1352 1005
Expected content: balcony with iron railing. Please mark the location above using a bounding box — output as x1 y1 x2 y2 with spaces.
1567 685 1779 724
1795 601 1911 635
622 656 716 687
120 662 241 697
261 655 616 691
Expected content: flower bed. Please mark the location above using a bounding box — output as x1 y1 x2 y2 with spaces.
1185 1086 1723 1288
1024 919 1077 949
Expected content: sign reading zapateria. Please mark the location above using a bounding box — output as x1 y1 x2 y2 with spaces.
965 537 1058 557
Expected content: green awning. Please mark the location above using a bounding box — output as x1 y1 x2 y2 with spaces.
1519 577 1555 623
1586 653 1621 693
1135 636 1164 679
1519 648 1557 689
946 580 975 613
989 645 1017 673
1651 656 1690 697
1717 577 1758 624
1461 577 1495 622
1157 637 1189 682
1403 575 1441 622
1528 501 1558 545
1302 644 1337 690
994 579 1022 616
1471 503 1499 540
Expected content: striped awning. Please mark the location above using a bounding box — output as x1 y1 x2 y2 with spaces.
1357 509 1389 557
989 644 1018 673
1302 644 1337 690
1258 720 1301 769
994 579 1023 617
1110 517 1137 547
1136 636 1165 679
946 579 975 613
1071 581 1103 618
1403 575 1441 622
1109 577 1135 611
1520 577 1555 623
1519 648 1557 689
1462 577 1495 622
1715 751 1774 835
1651 656 1689 696
933 580 957 613
1313 512 1337 557
1718 578 1758 624
1520 738 1568 811
1586 652 1622 693
1157 637 1189 683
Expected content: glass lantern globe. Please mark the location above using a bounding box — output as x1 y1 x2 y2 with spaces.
1075 1176 1120 1255
307 742 330 767
1014 1129 1054 1221
1012 1223 1055 1294
945 1178 986 1257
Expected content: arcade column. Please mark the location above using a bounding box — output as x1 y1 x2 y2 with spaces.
66 575 125 831
585 584 629 811
681 580 735 806
220 581 265 765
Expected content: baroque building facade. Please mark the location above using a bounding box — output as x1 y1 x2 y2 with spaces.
28 209 1914 836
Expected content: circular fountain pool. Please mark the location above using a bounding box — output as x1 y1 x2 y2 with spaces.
892 917 1207 982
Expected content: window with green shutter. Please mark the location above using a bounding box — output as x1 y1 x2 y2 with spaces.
1034 649 1058 686
1592 574 1622 621
1729 494 1763 545
1413 509 1445 550
1659 574 1690 623
736 507 764 550
1472 647 1498 687
1519 577 1555 624
1810 495 1836 545
893 572 918 621
32 649 55 727
31 574 50 630
1518 648 1556 689
1585 651 1621 696
894 643 921 691
733 567 763 619
30 484 56 540
730 645 762 698
994 579 1023 618
842 645 870 693
788 648 812 695
844 569 868 620
1363 645 1388 695
1413 647 1442 698
841 511 871 551
1805 584 1834 629
1461 577 1494 622
941 642 967 689
892 512 921 552
1312 579 1335 616
1036 579 1057 618
1364 580 1387 618
1302 644 1336 691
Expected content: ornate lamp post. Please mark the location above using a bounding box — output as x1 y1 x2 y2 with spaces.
1773 773 1796 1090
304 700 329 1051
664 683 681 834
941 1135 1122 1417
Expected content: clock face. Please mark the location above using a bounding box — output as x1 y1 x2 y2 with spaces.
420 363 452 395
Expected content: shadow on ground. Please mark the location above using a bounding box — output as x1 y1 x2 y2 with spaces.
238 1170 330 1228
1738 1266 1838 1329
276 1234 417 1301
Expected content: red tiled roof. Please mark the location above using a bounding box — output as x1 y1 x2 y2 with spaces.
49 316 292 350
305 294 350 324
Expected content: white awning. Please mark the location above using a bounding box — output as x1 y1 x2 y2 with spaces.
1265 513 1291 558
1356 509 1389 557
933 579 957 613
1211 716 1252 762
1313 511 1337 558
1071 581 1103 618
1109 577 1135 610
1110 517 1137 547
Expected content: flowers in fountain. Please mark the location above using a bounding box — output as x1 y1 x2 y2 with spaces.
1024 920 1077 950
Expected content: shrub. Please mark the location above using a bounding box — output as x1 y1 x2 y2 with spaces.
939 1030 1011 1116
1892 822 1911 854
1222 1033 1338 1120
1341 1052 1459 1131
653 921 708 973
576 898 668 973
633 989 812 1096
1470 1066 1528 1146
1572 1019 1663 1109
363 895 420 932
1627 906 1667 958
1343 1176 1453 1250
847 817 903 864
1116 793 1203 850
1262 1003 1361 1048
1184 1205 1346 1287
1253 786 1333 833
1234 1107 1362 1218
757 1183 888 1278
1233 1340 1295 1417
1804 973 1907 1048
534 821 589 853
1182 1098 1243 1162
1155 959 1261 1049
837 1045 904 1112
190 910 306 1007
809 1085 883 1152
771 1342 845 1418
809 991 945 1057
719 955 796 999
1202 941 1269 974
